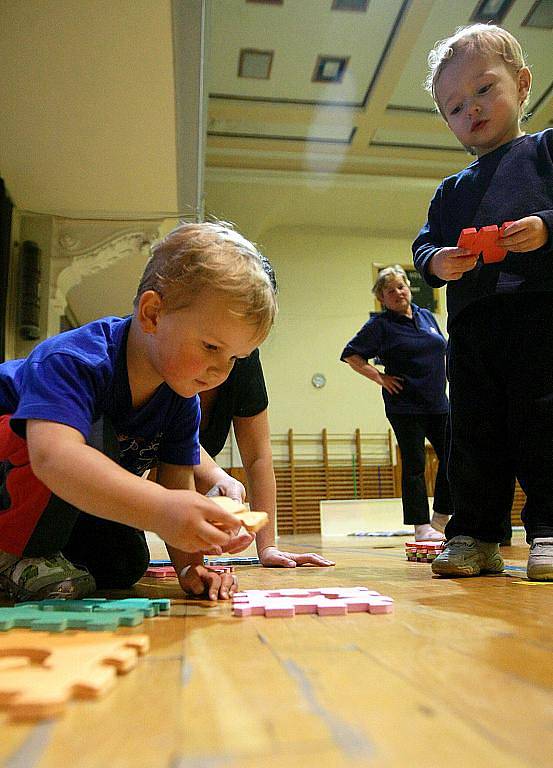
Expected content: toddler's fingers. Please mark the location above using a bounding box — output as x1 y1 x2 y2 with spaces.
218 573 236 600
205 572 222 601
225 530 255 553
180 567 206 596
205 501 243 534
198 520 235 549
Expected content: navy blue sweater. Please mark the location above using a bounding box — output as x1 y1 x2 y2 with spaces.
412 130 553 327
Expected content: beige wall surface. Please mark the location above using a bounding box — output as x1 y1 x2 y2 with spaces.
0 0 177 214
255 224 447 435
205 170 447 436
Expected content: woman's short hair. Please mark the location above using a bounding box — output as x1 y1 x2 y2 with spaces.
134 220 277 343
372 265 410 301
425 24 529 118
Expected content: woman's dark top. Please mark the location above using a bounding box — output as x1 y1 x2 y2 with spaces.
199 348 269 458
340 304 448 416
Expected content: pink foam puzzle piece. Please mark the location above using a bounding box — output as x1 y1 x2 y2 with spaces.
324 587 378 598
343 597 371 612
290 597 320 614
266 589 312 597
316 598 348 616
231 587 394 618
145 566 177 579
264 598 295 618
367 597 394 614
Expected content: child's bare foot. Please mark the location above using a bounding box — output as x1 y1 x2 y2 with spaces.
430 512 450 534
415 523 445 542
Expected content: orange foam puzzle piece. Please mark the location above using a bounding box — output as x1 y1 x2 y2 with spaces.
0 630 149 721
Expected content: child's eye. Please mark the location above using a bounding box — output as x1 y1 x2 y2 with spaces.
450 104 462 116
477 84 491 95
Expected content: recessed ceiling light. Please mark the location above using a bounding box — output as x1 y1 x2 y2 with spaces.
312 55 349 84
238 49 274 79
470 0 515 23
331 0 369 11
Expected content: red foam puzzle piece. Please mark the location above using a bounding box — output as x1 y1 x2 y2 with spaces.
457 227 478 252
457 222 515 264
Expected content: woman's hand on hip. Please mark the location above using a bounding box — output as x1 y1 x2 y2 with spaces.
379 374 404 395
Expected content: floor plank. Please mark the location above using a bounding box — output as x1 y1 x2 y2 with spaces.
1 534 550 768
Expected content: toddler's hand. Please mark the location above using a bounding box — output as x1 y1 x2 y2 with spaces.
160 490 241 554
206 477 246 504
429 247 478 281
178 563 237 601
499 217 548 252
224 528 255 553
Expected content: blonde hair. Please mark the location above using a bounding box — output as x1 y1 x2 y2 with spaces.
134 221 277 343
372 265 410 301
425 24 530 118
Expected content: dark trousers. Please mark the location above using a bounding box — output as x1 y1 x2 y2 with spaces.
445 293 553 544
0 416 149 588
387 411 451 526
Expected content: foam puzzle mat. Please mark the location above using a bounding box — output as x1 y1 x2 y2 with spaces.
0 598 170 632
0 630 149 720
232 587 394 617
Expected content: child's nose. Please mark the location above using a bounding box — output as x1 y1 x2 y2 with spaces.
208 359 233 377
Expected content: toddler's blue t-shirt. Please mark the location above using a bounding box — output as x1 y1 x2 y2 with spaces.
0 316 200 474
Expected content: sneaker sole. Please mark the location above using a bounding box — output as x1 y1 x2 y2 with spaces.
431 559 504 577
0 572 96 602
526 567 553 582
431 561 481 577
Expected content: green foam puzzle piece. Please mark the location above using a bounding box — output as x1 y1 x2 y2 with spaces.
0 598 170 632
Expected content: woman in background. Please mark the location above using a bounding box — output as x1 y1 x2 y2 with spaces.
341 265 450 541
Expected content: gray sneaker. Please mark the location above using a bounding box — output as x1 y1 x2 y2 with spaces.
431 535 504 577
527 538 553 582
0 551 96 602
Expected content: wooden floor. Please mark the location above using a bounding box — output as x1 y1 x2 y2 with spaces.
2 532 552 768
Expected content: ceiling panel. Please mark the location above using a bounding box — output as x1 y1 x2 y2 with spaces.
209 0 405 104
207 0 553 178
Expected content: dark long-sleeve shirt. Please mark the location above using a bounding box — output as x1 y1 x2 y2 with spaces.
412 130 553 327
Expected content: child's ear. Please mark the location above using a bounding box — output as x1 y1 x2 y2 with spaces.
517 66 532 105
137 290 162 334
